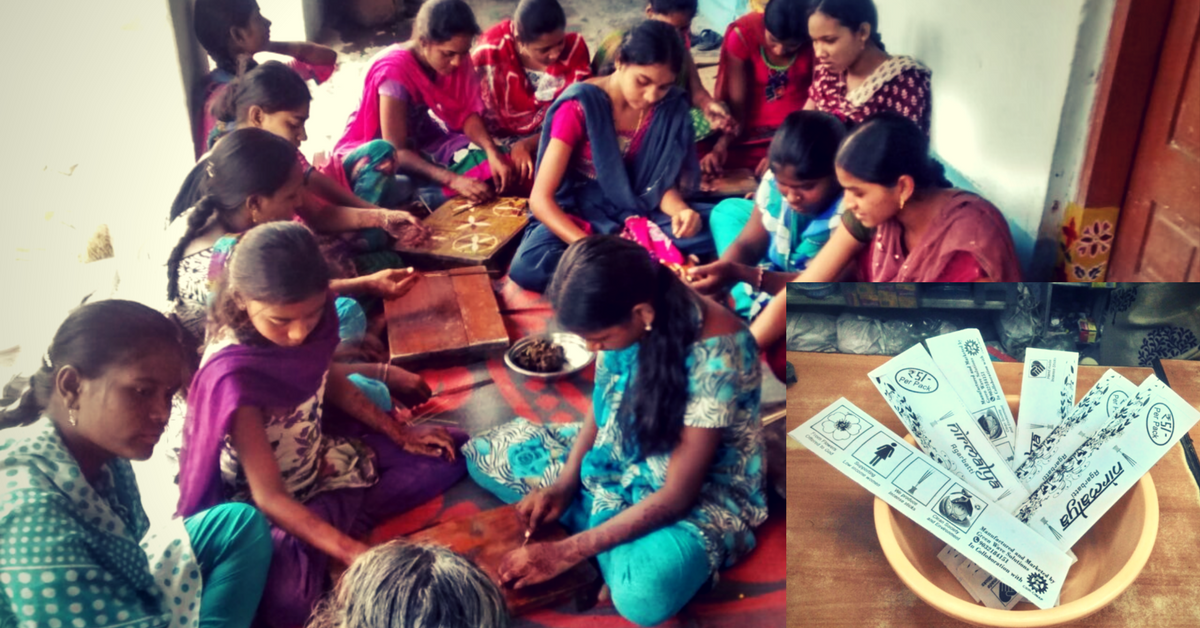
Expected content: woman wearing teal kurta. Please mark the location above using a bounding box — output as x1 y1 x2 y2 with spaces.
0 300 272 628
465 236 766 627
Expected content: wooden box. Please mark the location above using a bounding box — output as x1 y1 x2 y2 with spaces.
395 197 531 272
384 266 509 367
408 505 600 616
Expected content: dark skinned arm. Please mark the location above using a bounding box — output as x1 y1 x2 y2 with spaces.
264 41 337 67
380 94 456 185
749 287 788 350
795 224 864 281
230 405 368 565
324 368 456 460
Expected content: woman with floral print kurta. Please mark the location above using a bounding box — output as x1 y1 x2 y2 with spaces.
0 300 273 628
804 0 932 134
465 236 766 627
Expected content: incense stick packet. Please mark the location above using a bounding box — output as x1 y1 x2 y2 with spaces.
926 329 1019 469
1013 349 1078 469
1014 370 1138 492
1016 375 1200 551
869 344 1030 511
790 399 1072 609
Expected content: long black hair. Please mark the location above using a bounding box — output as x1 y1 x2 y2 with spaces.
768 110 847 179
211 60 311 124
166 127 298 301
0 301 183 429
808 0 886 52
648 0 698 19
548 236 700 456
414 0 481 44
194 0 261 75
764 0 811 45
835 111 950 189
617 19 687 76
514 0 566 43
208 221 331 344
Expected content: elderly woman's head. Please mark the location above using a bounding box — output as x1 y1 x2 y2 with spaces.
307 540 510 628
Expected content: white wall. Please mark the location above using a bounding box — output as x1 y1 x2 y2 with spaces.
875 0 1114 278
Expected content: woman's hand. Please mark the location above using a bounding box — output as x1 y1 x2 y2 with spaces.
516 482 576 531
670 208 703 239
363 268 421 299
687 259 743 295
378 209 424 236
395 424 457 461
385 365 432 406
703 100 737 135
700 146 727 178
449 174 493 204
509 141 536 183
498 540 581 589
488 150 515 193
339 539 371 567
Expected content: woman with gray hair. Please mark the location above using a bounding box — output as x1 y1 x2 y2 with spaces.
307 540 510 628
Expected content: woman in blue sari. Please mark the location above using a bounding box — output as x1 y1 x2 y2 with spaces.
508 20 715 292
467 237 766 626
0 300 272 628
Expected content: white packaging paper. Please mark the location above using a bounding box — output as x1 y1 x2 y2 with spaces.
868 344 1030 511
790 399 1072 608
1014 370 1138 491
926 329 1019 468
1016 375 1200 551
1014 349 1078 469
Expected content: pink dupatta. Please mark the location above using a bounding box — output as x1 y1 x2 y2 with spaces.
865 191 1023 282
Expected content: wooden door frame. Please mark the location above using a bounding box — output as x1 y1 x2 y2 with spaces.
1076 0 1176 208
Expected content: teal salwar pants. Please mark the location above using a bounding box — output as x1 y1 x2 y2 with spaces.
465 422 711 627
183 503 273 628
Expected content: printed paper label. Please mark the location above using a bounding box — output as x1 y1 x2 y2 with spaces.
927 329 1019 468
1014 349 1078 469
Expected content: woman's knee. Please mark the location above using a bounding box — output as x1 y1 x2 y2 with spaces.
602 526 711 625
202 502 273 562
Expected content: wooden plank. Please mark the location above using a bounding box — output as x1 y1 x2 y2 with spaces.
395 197 530 271
451 270 510 352
408 505 600 616
385 273 468 363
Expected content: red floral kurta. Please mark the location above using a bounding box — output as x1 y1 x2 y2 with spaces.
808 55 932 134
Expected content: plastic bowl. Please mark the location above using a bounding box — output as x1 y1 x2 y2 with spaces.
873 435 1158 627
504 332 595 380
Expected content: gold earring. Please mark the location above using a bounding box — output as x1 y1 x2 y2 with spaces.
644 322 653 332
899 196 907 210
69 407 78 427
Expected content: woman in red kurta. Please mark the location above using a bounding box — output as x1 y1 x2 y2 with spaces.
704 0 815 176
805 0 932 134
837 113 1021 282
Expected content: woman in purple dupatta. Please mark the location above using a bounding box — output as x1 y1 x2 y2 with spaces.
175 222 466 627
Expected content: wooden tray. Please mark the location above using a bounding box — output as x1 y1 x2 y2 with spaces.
698 168 758 198
408 505 601 616
395 197 531 271
384 266 509 367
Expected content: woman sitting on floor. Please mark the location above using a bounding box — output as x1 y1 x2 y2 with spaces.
830 112 1022 281
471 0 592 187
322 0 514 207
805 0 932 134
306 540 509 628
703 0 815 177
691 110 846 318
467 236 766 627
203 62 427 293
193 0 336 159
592 0 735 143
509 20 712 293
175 222 466 628
0 300 273 628
165 128 430 405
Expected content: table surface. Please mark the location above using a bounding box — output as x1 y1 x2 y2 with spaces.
787 353 1200 627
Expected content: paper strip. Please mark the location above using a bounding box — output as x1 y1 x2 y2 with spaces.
790 399 1072 609
926 329 1019 468
1014 349 1078 469
1016 375 1200 551
868 344 1030 511
1014 370 1138 492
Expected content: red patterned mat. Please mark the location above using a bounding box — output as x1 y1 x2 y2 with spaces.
367 278 786 627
